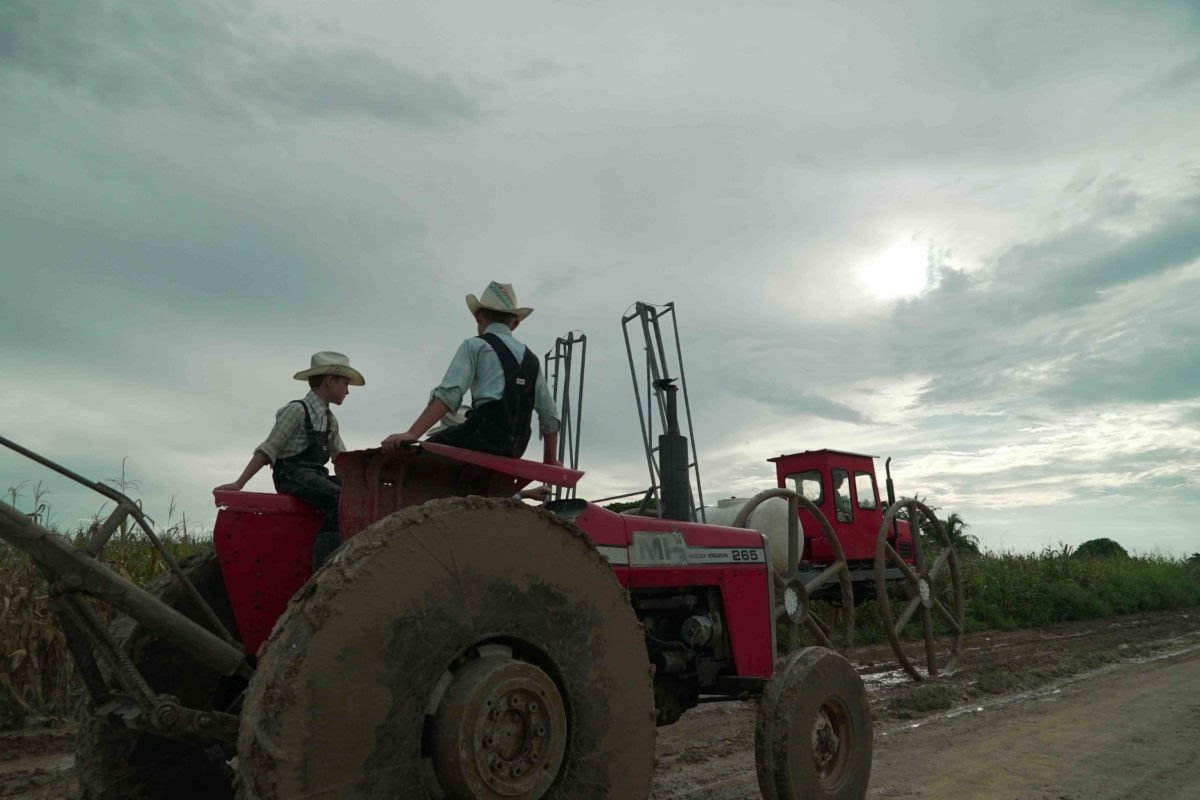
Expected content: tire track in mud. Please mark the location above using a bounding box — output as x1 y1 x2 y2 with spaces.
651 704 758 800
0 728 75 800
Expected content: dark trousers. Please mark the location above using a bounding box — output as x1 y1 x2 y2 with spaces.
427 417 524 458
273 463 342 569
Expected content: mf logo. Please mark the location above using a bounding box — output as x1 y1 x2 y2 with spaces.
631 531 689 566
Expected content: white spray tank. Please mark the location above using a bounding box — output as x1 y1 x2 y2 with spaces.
704 495 801 575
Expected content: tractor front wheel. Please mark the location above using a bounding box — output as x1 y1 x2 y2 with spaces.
755 647 872 800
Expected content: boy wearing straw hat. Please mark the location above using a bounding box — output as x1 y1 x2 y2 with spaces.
215 351 365 567
382 281 560 463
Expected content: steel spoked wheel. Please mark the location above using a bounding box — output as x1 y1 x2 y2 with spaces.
755 647 872 800
238 497 655 800
735 489 854 655
874 499 964 681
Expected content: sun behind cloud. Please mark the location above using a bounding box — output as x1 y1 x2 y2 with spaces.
860 237 931 299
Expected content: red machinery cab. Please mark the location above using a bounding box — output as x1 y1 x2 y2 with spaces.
770 449 914 593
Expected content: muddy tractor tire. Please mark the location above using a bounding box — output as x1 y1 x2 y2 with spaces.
755 647 872 800
77 549 241 800
238 497 656 800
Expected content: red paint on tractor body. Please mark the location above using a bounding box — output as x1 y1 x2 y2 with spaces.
336 446 581 540
570 504 773 677
626 565 772 677
212 490 322 654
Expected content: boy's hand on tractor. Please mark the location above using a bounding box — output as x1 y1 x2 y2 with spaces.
381 432 420 452
214 482 243 493
519 485 552 502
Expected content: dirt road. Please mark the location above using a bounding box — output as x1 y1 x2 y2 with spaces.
869 647 1200 799
652 609 1200 800
652 647 1200 799
3 609 1199 799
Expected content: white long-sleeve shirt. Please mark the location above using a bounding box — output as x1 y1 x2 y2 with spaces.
430 323 560 435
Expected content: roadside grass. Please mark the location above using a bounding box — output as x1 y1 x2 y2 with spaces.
788 546 1200 652
960 547 1200 630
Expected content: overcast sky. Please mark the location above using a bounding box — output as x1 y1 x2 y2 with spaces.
3 0 1198 556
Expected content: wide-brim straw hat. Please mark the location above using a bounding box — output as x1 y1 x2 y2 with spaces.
466 281 533 320
293 351 366 386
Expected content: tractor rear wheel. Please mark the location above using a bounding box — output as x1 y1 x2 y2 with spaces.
76 549 240 800
237 497 655 800
755 647 872 800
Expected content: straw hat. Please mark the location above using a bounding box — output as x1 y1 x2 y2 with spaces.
465 281 533 320
293 351 366 386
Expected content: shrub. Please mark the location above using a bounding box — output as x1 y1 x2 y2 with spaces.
1045 579 1110 620
1075 538 1129 560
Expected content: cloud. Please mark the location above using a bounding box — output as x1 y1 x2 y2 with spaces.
509 58 570 82
735 381 870 426
3 0 1200 556
0 0 479 124
1043 339 1200 406
1024 201 1200 313
884 188 1200 408
1125 53 1200 101
234 47 479 124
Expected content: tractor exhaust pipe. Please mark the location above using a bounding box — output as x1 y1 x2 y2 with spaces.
885 457 899 541
656 378 692 522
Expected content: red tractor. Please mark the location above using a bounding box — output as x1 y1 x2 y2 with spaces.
0 379 876 800
761 448 965 680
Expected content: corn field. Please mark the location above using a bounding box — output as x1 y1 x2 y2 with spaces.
1 486 204 728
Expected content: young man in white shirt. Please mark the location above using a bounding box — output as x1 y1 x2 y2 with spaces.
382 282 559 464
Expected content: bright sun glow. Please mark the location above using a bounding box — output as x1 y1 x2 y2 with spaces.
860 239 930 299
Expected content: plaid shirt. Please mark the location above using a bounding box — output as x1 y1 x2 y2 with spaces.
255 390 345 464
